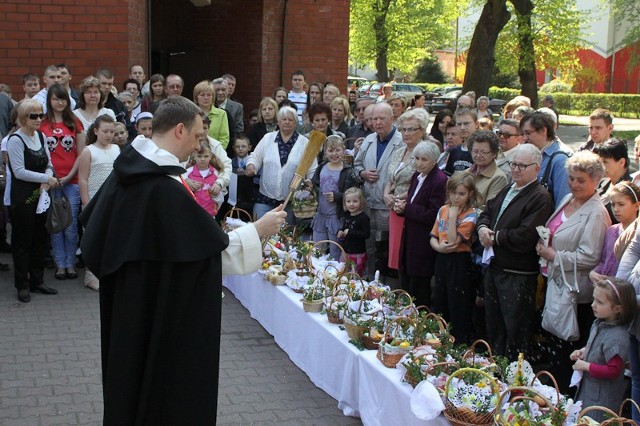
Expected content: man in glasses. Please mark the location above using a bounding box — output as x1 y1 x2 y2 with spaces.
495 119 523 182
477 143 553 358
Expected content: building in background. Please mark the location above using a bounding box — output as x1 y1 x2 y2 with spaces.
0 0 349 111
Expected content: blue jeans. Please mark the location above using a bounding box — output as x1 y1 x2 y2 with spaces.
630 335 640 422
253 202 295 225
50 184 80 269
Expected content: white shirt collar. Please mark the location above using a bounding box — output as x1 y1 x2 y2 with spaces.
132 136 181 168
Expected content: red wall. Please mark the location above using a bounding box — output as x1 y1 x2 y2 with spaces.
0 0 350 114
0 0 147 99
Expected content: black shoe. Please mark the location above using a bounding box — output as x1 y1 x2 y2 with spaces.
0 241 11 253
66 269 78 280
30 284 58 295
18 290 30 303
0 263 9 271
55 269 67 280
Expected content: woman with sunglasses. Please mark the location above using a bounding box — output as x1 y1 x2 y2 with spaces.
6 99 60 303
41 84 85 281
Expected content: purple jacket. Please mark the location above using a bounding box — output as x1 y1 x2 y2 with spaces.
399 168 447 277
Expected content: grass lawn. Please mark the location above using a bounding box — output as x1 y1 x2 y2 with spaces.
615 130 640 141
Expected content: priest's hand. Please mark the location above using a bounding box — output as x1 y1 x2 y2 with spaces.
253 205 287 238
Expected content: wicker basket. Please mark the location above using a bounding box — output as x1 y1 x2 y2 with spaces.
495 386 556 426
376 317 416 368
382 289 414 319
362 310 386 350
326 288 350 324
577 398 640 425
344 285 382 340
462 339 495 367
443 368 501 426
404 360 459 389
301 298 324 313
417 312 454 348
292 188 318 219
222 207 252 232
267 273 287 286
307 239 347 271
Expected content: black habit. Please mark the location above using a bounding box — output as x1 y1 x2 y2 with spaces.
80 143 229 425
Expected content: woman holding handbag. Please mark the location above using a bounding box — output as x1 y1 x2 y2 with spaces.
41 84 85 280
7 99 60 302
536 151 611 391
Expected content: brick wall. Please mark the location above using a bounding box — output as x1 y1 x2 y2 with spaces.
0 0 148 99
0 0 349 110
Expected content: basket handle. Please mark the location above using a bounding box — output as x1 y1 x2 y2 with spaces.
578 405 619 421
463 339 495 364
308 239 347 265
531 370 560 406
619 398 640 418
382 316 416 343
444 367 500 399
495 386 557 426
223 206 253 222
327 287 350 310
423 312 448 334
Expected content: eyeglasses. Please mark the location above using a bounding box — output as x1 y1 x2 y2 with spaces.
497 131 518 138
398 127 420 133
471 150 493 157
509 162 536 171
28 113 45 120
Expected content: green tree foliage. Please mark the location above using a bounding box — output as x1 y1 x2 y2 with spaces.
493 0 586 81
610 0 640 68
415 57 448 83
349 0 465 81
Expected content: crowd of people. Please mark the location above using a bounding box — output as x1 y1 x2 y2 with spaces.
3 63 640 421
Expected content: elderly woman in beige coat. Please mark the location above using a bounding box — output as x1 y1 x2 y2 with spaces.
383 109 428 271
536 151 611 391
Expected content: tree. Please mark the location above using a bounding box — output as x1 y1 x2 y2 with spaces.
611 0 640 68
464 0 585 105
415 57 448 83
461 0 511 97
349 0 465 81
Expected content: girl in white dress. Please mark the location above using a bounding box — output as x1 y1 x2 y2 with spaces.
78 114 120 290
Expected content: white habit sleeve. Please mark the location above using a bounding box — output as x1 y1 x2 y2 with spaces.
221 223 262 276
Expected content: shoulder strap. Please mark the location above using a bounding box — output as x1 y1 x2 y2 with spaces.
541 150 570 186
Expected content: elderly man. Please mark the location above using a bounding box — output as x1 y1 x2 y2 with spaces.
477 144 553 358
495 119 523 182
213 77 243 136
354 102 404 280
80 96 286 426
165 74 184 97
455 94 474 111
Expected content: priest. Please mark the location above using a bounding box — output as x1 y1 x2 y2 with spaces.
80 96 286 425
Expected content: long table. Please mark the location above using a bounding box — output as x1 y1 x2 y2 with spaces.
224 273 451 426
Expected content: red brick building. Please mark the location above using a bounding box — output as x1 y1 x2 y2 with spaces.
0 0 350 114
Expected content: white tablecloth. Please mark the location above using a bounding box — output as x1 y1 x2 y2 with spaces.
224 273 450 425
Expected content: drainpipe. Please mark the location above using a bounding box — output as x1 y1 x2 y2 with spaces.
280 0 289 86
610 9 616 93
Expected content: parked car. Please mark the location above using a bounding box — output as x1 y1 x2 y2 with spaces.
427 89 462 113
392 84 425 101
360 82 425 100
427 89 507 116
424 86 462 103
357 83 373 97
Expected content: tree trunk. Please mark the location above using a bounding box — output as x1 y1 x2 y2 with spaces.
510 0 538 107
462 0 511 97
373 0 392 81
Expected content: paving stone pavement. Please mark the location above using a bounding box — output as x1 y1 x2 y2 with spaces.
0 253 361 425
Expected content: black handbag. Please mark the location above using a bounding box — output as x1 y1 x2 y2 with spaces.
46 187 72 234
